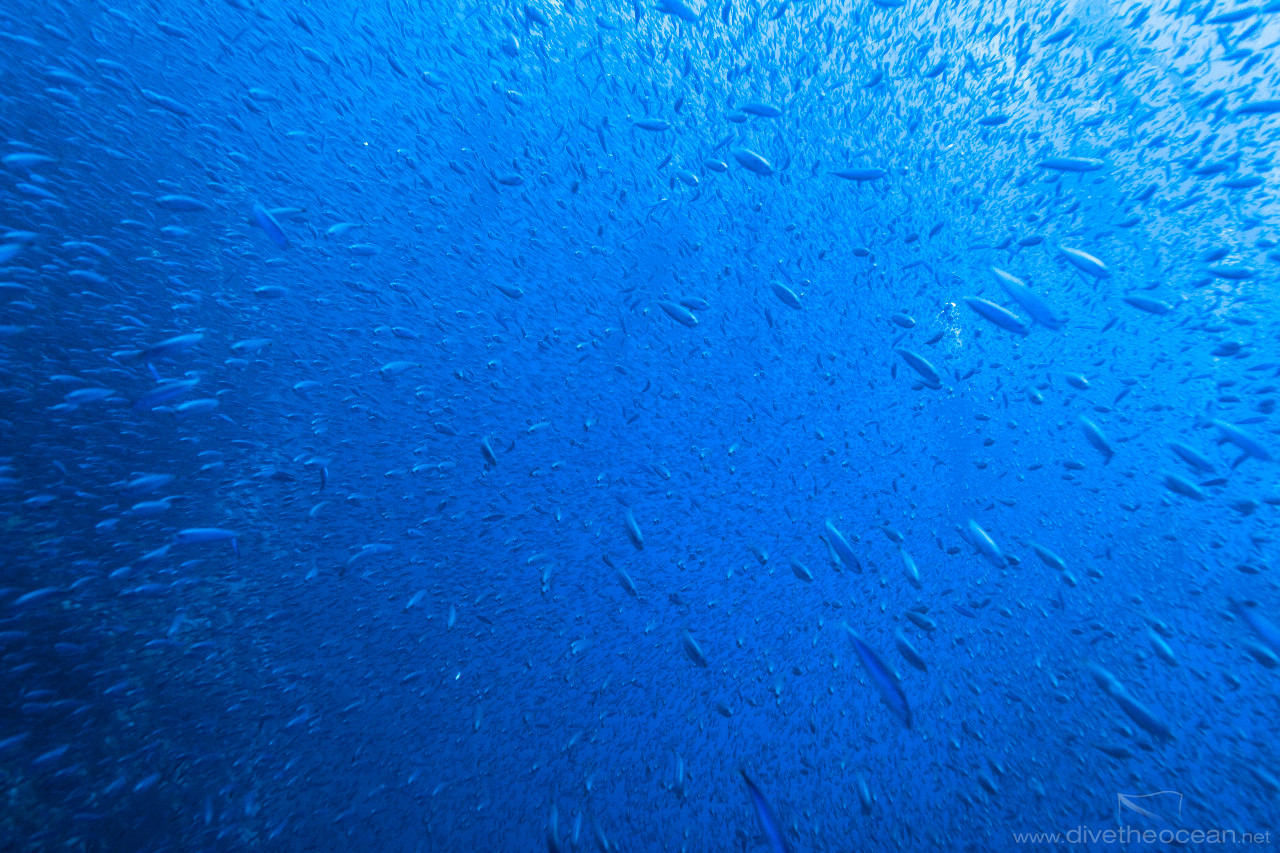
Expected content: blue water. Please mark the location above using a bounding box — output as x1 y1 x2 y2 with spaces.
2 1 1279 850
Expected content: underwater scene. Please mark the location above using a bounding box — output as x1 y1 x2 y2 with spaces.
1 0 1278 850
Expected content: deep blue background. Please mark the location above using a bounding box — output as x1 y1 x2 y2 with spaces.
1 0 1278 850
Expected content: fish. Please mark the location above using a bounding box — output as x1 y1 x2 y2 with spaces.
326 222 364 238
824 519 862 573
732 148 773 176
251 203 290 249
174 528 239 556
1059 246 1110 278
965 520 1006 568
1207 265 1256 280
1162 471 1205 501
1038 156 1104 172
65 387 115 405
1124 295 1173 315
617 568 640 597
740 769 791 853
739 102 782 118
990 267 1064 329
230 338 273 354
964 297 1028 337
658 301 698 327
348 543 393 568
844 626 912 729
1079 417 1114 463
1148 629 1177 666
1231 600 1280 658
1030 543 1066 572
1222 175 1263 189
895 631 927 672
656 0 700 21
1087 664 1174 743
680 631 707 667
174 398 218 416
770 282 802 310
2 152 55 169
632 117 670 132
1236 100 1280 115
895 349 942 389
122 474 175 493
623 508 644 550
833 167 886 181
899 548 921 587
856 773 874 814
142 333 204 361
155 194 209 212
132 378 199 410
1169 441 1214 473
379 361 421 379
1213 420 1272 463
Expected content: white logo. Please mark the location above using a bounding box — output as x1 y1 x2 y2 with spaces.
1117 791 1183 827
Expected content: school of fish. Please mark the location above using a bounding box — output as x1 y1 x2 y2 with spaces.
1 0 1279 850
